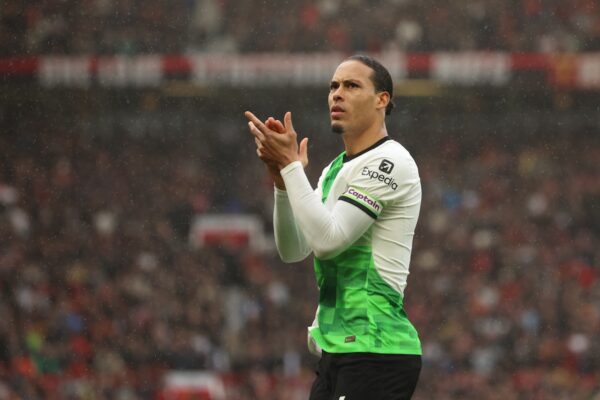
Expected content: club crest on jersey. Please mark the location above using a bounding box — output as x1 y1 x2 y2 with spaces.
379 159 394 174
362 166 398 190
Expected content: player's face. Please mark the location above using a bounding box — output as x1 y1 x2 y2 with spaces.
328 60 381 135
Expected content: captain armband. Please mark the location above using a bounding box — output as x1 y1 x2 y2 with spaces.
339 187 383 219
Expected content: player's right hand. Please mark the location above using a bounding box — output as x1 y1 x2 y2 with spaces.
255 117 286 189
265 117 285 134
263 116 309 169
255 117 283 168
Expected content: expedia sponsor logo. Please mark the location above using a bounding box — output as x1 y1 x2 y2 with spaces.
347 188 381 212
379 159 394 173
362 167 398 190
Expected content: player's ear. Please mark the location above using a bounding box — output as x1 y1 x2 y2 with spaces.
376 91 390 112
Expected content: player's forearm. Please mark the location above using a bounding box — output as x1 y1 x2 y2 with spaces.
273 188 310 262
280 161 372 259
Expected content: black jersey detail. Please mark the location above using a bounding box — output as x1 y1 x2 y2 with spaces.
339 196 378 219
343 136 391 163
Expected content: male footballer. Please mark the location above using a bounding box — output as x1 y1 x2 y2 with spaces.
245 55 422 400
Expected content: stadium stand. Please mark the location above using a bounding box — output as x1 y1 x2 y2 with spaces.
1 93 599 398
2 0 600 56
1 1 600 399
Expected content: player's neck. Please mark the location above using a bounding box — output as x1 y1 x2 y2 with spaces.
343 124 388 157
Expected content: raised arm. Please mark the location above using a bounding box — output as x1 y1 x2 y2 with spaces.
279 161 374 259
245 110 375 259
273 187 311 262
246 112 311 262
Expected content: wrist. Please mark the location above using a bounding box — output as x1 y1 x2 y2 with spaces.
279 156 301 171
273 176 286 190
279 160 303 176
265 164 285 189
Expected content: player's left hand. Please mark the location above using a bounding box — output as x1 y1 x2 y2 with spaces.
245 111 308 170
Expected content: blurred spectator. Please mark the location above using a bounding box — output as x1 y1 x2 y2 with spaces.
3 0 600 56
0 100 599 398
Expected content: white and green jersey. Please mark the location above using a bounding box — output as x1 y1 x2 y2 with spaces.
274 136 421 355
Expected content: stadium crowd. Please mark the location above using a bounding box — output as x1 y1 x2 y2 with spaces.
2 0 600 56
0 107 598 398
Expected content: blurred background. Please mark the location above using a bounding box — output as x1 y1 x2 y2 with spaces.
1 0 600 399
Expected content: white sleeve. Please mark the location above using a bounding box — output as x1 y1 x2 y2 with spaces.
273 188 311 263
280 161 375 260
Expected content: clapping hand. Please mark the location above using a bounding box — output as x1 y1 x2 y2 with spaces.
245 111 308 170
245 111 308 189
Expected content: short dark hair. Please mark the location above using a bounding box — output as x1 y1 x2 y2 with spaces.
346 54 395 115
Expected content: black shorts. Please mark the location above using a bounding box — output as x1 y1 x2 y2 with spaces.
309 351 421 400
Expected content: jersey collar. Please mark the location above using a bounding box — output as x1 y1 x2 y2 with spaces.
342 136 391 163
